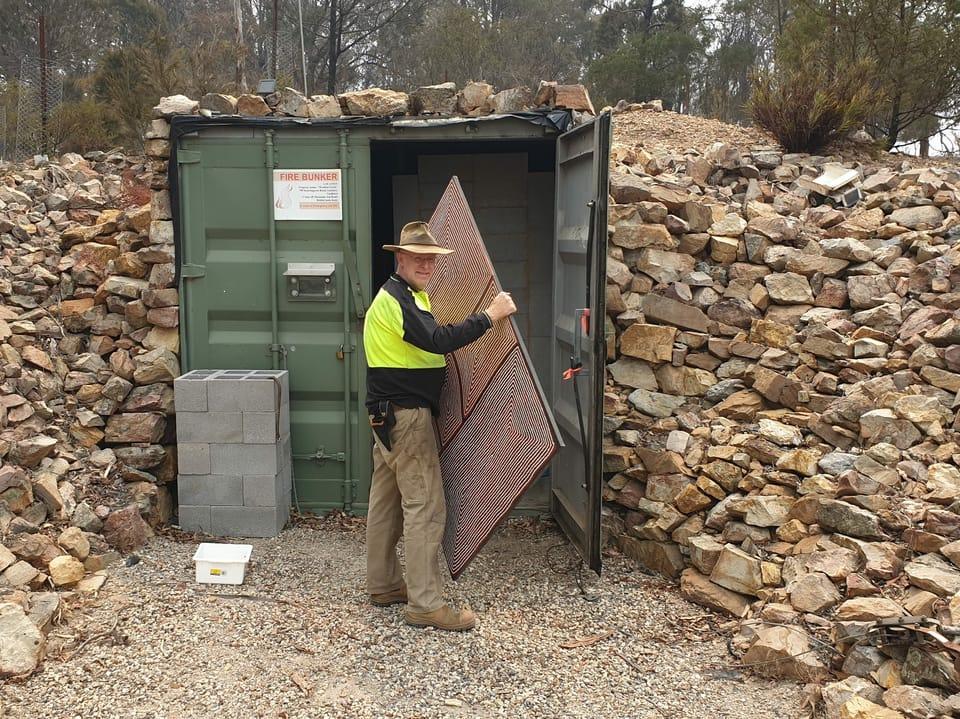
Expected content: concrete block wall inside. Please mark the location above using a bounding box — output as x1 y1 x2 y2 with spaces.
174 369 292 537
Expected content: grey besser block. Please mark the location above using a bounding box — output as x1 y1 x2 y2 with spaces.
177 443 211 474
177 505 211 533
207 375 285 412
210 505 288 538
206 378 255 412
242 412 279 444
173 375 208 413
177 474 243 507
242 472 286 507
176 411 243 443
209 438 289 476
248 370 289 405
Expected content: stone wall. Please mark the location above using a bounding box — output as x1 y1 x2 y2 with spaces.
601 134 960 711
0 149 174 675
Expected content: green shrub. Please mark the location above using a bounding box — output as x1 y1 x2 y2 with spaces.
748 56 880 152
53 99 113 155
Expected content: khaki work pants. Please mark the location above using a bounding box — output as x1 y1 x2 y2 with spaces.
366 407 446 613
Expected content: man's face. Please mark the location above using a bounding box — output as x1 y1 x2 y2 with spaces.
395 250 438 290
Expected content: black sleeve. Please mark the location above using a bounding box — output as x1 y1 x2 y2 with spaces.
400 300 492 355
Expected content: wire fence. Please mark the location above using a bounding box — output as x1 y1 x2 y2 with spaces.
259 28 303 91
0 107 7 163
14 55 63 161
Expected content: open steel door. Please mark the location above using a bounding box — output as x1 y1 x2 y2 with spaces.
550 112 611 573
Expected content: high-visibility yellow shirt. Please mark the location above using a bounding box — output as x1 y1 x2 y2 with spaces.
363 274 491 414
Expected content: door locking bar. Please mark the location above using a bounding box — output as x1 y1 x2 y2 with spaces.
293 447 346 463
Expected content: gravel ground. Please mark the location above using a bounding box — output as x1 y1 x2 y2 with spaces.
612 107 775 156
3 518 806 719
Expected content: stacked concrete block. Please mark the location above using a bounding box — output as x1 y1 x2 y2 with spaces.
174 369 292 537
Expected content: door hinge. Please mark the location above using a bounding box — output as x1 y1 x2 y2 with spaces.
177 151 201 165
181 263 206 278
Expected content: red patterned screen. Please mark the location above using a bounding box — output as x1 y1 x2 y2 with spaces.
426 177 561 579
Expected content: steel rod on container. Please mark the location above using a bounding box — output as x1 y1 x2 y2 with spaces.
339 129 353 512
265 130 280 370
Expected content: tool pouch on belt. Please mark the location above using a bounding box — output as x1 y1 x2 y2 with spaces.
369 401 396 451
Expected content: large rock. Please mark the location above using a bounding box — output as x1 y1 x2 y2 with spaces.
822 677 885 719
133 348 180 384
904 554 960 596
839 697 905 719
888 205 944 229
817 500 885 540
8 435 58 469
0 602 43 677
635 248 695 282
742 625 828 680
764 272 814 304
458 81 494 112
410 83 457 114
627 388 686 418
491 86 533 113
836 597 904 621
236 94 271 116
277 87 333 117
788 572 841 613
104 414 165 444
339 88 408 116
613 216 677 250
620 323 676 362
606 357 658 390
620 537 684 578
883 685 948 718
640 294 709 332
102 275 149 299
680 568 750 616
153 94 198 117
654 365 716 396
820 238 874 262
848 274 898 309
901 646 960 692
734 495 794 527
48 555 85 586
710 544 763 596
101 505 152 553
305 94 342 118
199 92 237 115
552 84 596 113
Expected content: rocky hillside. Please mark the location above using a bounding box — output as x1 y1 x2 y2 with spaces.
603 107 960 717
0 151 175 677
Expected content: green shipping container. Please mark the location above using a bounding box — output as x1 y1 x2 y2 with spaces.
172 111 610 570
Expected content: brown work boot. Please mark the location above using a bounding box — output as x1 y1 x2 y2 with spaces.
404 605 476 631
369 584 408 607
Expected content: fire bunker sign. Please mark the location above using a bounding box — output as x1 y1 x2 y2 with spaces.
273 169 342 221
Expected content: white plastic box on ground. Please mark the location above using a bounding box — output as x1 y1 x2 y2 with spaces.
193 542 253 585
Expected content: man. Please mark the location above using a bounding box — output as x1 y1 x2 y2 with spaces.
363 220 516 631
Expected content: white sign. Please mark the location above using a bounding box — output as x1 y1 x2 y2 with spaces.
273 169 342 221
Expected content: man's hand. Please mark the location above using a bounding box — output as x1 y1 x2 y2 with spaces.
485 291 517 322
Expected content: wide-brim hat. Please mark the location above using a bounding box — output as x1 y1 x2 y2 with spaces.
382 221 454 255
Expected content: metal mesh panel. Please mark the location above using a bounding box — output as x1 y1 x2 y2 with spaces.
427 177 561 579
14 56 63 161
